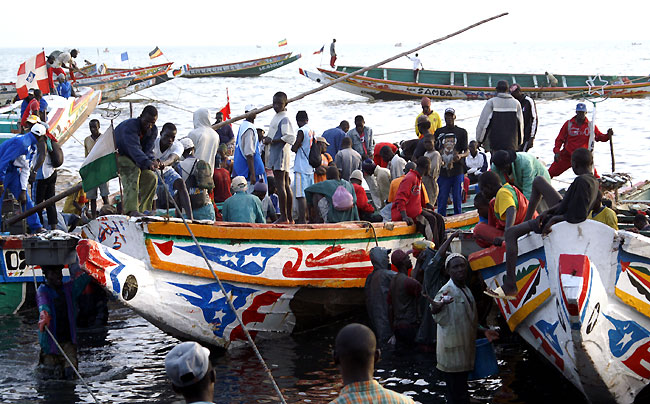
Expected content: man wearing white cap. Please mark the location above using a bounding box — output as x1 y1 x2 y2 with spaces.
233 105 266 189
165 341 216 404
221 176 265 223
0 123 47 232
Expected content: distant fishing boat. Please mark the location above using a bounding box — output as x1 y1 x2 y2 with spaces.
469 221 650 404
299 66 650 101
0 63 173 105
179 52 301 78
77 212 475 349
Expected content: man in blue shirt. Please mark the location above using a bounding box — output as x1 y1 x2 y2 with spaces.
114 105 160 215
213 111 234 146
322 120 349 159
56 74 75 99
0 124 47 233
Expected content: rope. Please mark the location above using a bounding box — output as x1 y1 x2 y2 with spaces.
153 171 287 404
30 264 101 403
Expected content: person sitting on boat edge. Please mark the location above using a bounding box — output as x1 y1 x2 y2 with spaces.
0 123 48 233
56 73 75 99
414 97 442 138
330 323 415 404
165 341 216 404
292 110 316 224
428 253 499 404
154 123 194 220
549 102 613 178
114 105 160 216
476 80 524 153
304 166 358 223
588 190 618 230
473 171 535 249
252 181 278 223
381 162 430 222
510 84 538 151
177 138 216 221
488 148 599 299
349 170 382 223
464 140 488 185
221 176 265 224
490 149 550 202
37 263 92 379
392 156 445 246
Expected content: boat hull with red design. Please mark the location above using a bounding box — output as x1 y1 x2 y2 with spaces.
469 220 650 404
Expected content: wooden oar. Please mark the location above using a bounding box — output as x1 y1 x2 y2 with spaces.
212 12 509 131
609 134 616 172
5 183 82 227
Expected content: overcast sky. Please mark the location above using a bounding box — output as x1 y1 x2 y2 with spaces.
1 0 647 48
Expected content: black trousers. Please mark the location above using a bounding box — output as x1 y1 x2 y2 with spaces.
440 370 470 404
35 171 57 229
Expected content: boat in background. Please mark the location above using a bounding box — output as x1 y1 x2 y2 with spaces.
0 62 172 105
469 220 650 403
299 66 650 101
179 52 301 78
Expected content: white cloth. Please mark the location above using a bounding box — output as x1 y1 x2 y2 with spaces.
432 279 478 373
14 156 30 190
267 111 295 172
187 108 219 171
154 137 183 174
365 165 391 209
389 154 406 180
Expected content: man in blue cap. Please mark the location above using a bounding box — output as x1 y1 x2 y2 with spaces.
549 102 613 177
0 123 47 233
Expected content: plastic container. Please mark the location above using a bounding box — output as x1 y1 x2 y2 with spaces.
23 236 79 266
468 338 499 380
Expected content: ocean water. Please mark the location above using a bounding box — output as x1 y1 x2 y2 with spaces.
1 41 650 403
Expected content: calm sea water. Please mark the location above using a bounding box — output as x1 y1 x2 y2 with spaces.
1 41 650 403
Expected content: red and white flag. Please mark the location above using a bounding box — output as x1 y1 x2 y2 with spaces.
16 52 49 99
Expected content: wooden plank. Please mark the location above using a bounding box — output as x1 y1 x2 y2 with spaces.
464 73 468 87
562 76 568 87
533 76 538 87
488 75 492 87
383 69 387 80
450 72 455 85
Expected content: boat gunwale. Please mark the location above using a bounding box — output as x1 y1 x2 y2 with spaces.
187 52 293 71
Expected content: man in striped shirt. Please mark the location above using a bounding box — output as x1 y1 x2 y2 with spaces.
330 323 415 404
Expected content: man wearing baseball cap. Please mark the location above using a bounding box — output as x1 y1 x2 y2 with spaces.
0 123 47 233
549 102 613 177
220 176 265 223
165 341 216 403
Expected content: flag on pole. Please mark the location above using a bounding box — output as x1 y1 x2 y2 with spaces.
16 52 49 99
121 52 129 61
278 39 288 47
313 45 324 55
79 124 118 192
219 88 231 121
149 46 163 59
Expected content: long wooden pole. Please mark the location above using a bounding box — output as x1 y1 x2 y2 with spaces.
6 184 82 226
609 135 616 172
212 12 509 131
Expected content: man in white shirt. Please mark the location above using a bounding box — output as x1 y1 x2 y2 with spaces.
154 123 193 219
379 145 406 181
406 53 423 82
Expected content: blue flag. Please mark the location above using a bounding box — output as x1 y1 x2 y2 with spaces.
121 52 128 61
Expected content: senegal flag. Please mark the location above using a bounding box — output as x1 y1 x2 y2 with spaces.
278 39 287 47
149 46 163 59
79 124 118 192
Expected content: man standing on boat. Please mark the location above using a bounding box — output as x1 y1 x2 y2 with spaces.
434 108 468 216
233 105 265 189
414 97 443 139
292 110 315 223
268 91 295 223
510 84 538 151
347 115 374 161
406 53 423 82
548 103 612 178
322 120 349 158
476 80 524 153
114 105 160 216
330 39 337 68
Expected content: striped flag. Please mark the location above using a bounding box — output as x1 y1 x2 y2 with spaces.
149 46 163 59
313 45 324 55
79 124 118 192
278 39 287 47
16 52 49 99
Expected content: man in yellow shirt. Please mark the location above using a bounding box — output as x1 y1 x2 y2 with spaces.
415 97 442 138
588 191 618 230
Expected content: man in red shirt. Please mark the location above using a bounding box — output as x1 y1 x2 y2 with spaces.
392 156 445 243
372 142 397 168
21 93 40 130
549 103 613 177
350 170 381 222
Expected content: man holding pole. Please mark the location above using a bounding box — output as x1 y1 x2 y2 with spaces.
548 103 613 177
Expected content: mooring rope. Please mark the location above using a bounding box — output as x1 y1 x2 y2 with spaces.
154 171 287 404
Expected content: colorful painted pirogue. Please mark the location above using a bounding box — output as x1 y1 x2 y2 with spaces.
299 66 650 101
77 213 475 348
469 220 650 404
0 62 172 105
179 53 301 78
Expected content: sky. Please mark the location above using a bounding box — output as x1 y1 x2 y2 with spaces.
1 0 648 48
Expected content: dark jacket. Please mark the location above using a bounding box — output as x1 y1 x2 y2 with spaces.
115 118 158 169
364 247 395 344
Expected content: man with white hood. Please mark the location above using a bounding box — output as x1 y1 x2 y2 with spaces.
187 108 220 171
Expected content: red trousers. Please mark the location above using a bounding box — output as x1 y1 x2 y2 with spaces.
473 222 504 248
548 151 572 177
330 55 337 68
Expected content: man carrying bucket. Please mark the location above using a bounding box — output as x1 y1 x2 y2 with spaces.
428 253 499 404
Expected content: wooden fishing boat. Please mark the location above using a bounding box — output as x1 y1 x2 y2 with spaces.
180 53 301 78
469 220 650 403
299 66 650 101
0 62 172 105
77 213 476 348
